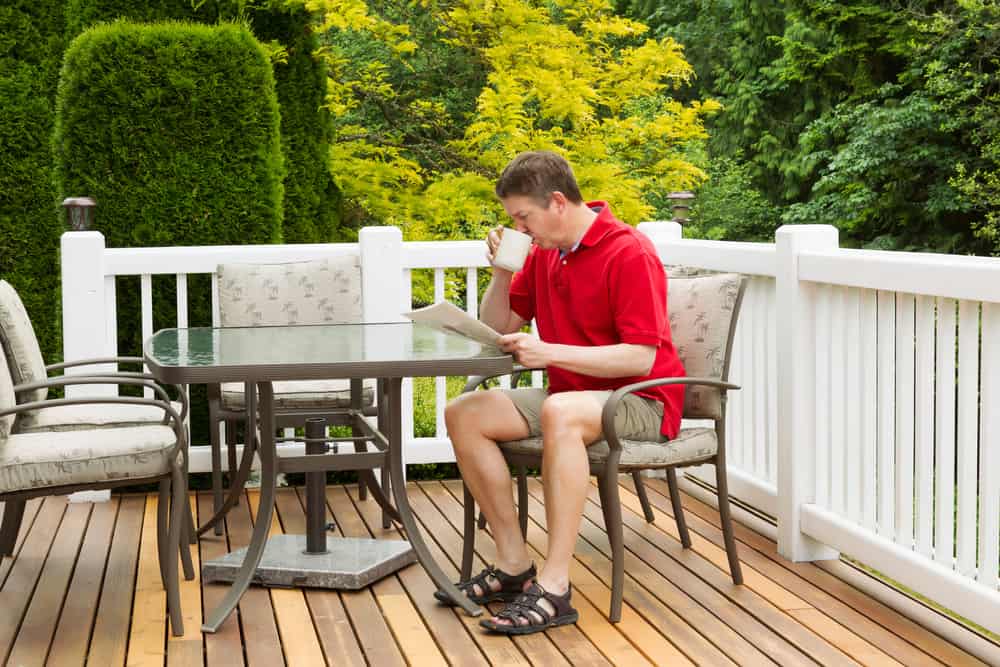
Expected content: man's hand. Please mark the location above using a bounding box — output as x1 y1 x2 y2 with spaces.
497 332 553 368
485 226 513 275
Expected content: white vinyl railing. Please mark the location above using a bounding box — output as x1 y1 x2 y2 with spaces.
60 222 999 635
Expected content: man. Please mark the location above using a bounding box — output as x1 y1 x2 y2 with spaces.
439 151 685 634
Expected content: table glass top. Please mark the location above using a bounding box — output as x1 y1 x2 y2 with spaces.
145 322 506 369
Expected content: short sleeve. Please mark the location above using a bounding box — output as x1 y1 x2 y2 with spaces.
609 244 667 346
508 246 538 322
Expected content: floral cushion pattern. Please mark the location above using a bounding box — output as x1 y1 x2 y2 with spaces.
15 401 184 433
0 424 176 493
220 379 376 410
0 348 14 439
0 280 48 404
499 427 717 469
217 257 362 327
667 273 742 420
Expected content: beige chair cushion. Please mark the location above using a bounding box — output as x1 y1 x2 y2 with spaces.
220 379 376 411
668 273 742 420
15 401 184 433
217 257 362 327
499 427 717 469
0 347 14 439
0 424 176 493
0 280 48 404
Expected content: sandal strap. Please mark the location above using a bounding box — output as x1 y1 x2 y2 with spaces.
458 563 536 596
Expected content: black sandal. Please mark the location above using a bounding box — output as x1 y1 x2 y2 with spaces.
479 581 579 635
433 563 536 606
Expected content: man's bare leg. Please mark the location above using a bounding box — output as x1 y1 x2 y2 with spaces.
445 390 533 588
488 391 604 626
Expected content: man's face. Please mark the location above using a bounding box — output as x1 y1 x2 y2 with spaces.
500 193 563 249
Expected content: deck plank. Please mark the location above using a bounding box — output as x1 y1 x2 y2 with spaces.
197 492 246 667
47 497 120 667
168 494 205 667
7 502 91 666
256 489 326 666
127 494 168 667
0 496 68 664
88 495 145 667
429 480 673 666
658 478 990 667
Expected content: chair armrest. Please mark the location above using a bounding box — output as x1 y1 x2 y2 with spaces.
463 365 544 393
13 375 189 422
601 376 740 452
45 356 145 373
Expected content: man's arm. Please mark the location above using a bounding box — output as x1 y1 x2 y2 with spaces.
498 333 656 378
479 270 528 335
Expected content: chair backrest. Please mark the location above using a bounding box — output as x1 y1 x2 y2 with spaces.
216 257 362 327
0 341 16 439
666 272 746 420
0 280 48 403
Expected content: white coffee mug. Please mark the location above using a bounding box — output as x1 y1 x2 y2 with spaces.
493 227 532 272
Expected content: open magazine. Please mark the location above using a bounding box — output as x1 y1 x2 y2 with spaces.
403 301 502 347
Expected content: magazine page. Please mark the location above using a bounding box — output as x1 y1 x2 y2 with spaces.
403 301 502 347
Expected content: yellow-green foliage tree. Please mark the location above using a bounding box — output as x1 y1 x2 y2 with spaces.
290 0 718 243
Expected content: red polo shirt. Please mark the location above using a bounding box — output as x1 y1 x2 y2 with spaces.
508 202 686 439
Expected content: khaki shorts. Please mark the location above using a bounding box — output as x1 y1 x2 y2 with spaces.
501 387 668 443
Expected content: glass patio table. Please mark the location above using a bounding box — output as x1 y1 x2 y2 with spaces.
144 321 512 632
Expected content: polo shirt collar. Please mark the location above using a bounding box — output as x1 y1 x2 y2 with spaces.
577 201 617 249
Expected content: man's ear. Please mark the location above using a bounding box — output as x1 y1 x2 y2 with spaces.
549 190 568 212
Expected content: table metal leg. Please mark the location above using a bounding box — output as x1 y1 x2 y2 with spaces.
386 377 482 617
202 381 278 633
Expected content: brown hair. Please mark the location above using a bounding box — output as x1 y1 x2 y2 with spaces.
495 151 584 206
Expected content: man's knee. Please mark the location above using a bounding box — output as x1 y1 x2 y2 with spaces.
540 392 602 442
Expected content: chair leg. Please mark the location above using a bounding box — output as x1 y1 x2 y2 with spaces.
666 468 692 548
209 410 224 536
461 483 476 581
381 464 391 530
517 467 528 540
0 499 26 557
477 510 487 530
715 462 743 585
166 467 187 636
157 481 171 586
597 472 624 623
631 470 656 523
226 419 239 510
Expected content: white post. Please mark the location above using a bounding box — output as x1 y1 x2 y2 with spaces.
60 231 115 397
775 224 840 561
359 225 406 323
638 220 683 250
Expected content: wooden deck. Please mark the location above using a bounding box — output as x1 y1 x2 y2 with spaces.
0 476 993 666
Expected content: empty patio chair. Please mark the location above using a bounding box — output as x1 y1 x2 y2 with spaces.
459 272 747 622
0 344 193 635
204 257 379 534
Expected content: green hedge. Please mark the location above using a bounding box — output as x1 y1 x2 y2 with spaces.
65 0 341 243
0 2 66 361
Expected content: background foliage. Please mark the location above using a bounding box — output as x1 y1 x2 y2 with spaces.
0 2 66 360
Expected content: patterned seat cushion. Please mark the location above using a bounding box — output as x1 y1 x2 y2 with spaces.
0 424 177 494
0 280 48 404
499 427 718 469
220 379 376 411
15 401 185 433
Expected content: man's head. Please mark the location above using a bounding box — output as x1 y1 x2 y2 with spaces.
495 151 591 250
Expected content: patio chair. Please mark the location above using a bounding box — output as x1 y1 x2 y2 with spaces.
0 343 193 635
204 257 380 534
459 272 747 622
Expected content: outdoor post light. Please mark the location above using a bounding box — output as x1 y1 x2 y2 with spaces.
667 190 694 224
62 197 96 231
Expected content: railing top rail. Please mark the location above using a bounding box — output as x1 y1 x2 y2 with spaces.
402 240 489 269
658 238 778 277
101 242 360 276
800 247 1000 302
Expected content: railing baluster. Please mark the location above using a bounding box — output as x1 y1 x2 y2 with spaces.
752 279 767 479
830 286 847 515
434 268 446 437
815 284 832 509
860 288 878 531
766 278 778 484
934 297 957 567
914 295 935 558
978 302 1000 590
140 274 153 398
876 291 896 539
956 300 980 576
896 293 916 549
176 273 190 429
845 288 862 523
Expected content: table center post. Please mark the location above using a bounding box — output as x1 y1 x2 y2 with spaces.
304 417 328 554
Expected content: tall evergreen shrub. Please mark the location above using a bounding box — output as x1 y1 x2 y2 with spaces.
0 2 66 359
66 0 341 242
